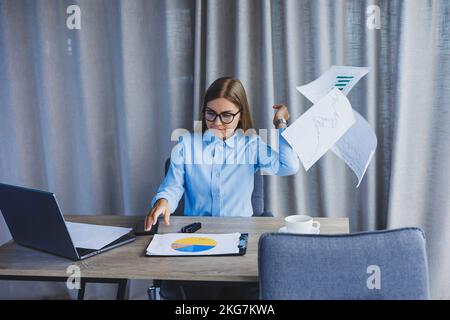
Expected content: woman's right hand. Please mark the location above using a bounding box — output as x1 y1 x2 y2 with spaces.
144 198 171 230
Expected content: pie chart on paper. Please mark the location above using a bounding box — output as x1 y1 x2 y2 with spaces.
171 237 217 253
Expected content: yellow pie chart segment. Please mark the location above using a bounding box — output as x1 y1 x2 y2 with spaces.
171 237 217 252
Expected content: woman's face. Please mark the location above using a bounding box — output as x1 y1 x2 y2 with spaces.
205 98 241 140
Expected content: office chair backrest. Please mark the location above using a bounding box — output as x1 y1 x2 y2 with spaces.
164 158 267 216
258 228 430 300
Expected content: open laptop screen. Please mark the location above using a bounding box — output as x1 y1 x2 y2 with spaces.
0 183 80 260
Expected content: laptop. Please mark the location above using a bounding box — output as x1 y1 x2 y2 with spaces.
0 183 135 260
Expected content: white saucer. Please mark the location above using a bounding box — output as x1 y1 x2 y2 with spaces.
278 226 320 234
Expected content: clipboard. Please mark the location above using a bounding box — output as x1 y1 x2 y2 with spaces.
144 233 248 257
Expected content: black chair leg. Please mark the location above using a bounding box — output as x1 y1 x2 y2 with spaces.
77 279 86 300
116 279 128 300
148 285 158 300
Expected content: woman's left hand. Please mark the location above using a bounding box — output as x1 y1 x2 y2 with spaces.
272 104 289 128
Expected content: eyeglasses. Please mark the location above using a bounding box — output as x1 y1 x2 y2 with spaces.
203 107 241 124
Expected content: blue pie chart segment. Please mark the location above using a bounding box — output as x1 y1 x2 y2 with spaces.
175 244 215 252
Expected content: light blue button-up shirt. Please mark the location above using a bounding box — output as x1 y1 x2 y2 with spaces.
151 128 299 217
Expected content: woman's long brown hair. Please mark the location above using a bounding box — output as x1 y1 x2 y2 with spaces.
201 77 253 132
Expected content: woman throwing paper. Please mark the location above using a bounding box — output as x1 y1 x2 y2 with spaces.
145 77 299 228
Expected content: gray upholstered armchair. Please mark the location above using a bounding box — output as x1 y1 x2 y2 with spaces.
258 227 430 300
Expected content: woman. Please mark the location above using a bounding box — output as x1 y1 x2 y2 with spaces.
145 77 299 228
144 77 299 299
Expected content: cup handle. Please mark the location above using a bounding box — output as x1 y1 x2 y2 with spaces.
312 220 320 229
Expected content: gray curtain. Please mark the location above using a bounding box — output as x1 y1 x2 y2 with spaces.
0 0 449 299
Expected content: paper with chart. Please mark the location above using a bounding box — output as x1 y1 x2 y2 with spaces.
294 65 376 186
66 222 132 250
331 110 377 187
146 233 241 256
296 65 370 104
282 88 355 171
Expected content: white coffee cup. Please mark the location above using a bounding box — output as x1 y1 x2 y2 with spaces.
284 215 320 234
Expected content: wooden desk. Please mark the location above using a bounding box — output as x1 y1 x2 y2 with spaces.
0 215 349 297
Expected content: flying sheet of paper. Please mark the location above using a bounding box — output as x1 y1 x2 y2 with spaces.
294 65 376 186
146 233 241 256
331 111 377 187
296 65 370 104
66 222 132 250
282 88 356 171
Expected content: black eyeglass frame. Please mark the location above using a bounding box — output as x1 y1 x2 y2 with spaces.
203 107 241 124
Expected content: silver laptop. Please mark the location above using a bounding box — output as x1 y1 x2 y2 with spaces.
0 183 135 260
